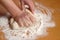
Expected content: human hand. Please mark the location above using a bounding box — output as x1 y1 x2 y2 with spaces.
14 9 36 27
0 0 36 27
21 0 35 13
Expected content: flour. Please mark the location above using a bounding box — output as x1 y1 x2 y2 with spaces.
0 3 55 40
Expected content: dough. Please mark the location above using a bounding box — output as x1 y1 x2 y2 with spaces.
9 9 36 30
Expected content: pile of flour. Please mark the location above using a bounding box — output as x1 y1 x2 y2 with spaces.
0 3 55 40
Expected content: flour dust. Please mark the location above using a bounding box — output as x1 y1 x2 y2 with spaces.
0 3 55 40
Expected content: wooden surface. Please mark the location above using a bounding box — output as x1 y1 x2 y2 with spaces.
36 0 60 40
0 0 60 40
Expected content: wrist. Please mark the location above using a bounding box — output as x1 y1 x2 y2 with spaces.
1 0 23 18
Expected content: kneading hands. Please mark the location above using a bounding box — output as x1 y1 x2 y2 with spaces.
0 0 36 27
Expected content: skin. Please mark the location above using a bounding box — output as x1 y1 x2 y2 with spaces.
0 0 35 27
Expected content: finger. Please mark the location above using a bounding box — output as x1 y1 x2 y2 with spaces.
20 0 26 11
18 18 24 27
22 17 27 27
28 2 35 13
25 16 33 26
23 17 29 27
28 13 36 24
26 9 35 17
26 9 36 23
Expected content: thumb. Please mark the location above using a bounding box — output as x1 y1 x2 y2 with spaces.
28 2 35 13
21 0 26 12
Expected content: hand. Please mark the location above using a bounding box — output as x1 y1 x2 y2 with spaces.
21 0 35 13
0 0 36 27
14 10 36 27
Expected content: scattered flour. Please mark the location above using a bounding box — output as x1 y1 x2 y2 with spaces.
0 3 55 40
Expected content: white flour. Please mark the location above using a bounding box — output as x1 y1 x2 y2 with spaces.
0 3 55 40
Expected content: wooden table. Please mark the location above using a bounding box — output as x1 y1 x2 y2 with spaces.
36 0 60 40
0 0 60 40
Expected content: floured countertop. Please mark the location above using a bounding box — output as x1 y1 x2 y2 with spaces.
0 3 55 40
